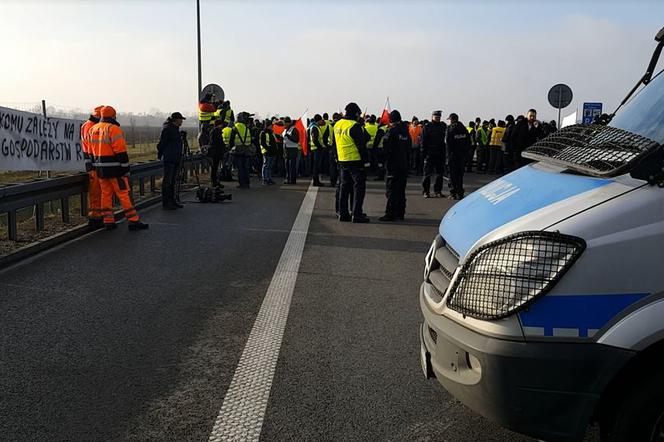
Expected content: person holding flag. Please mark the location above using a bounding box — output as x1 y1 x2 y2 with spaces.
334 102 370 223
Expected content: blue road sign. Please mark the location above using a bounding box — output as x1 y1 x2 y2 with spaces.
583 102 603 125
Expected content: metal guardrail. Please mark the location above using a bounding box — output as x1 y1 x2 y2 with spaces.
0 155 208 241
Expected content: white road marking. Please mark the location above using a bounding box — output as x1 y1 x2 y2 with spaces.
208 184 318 442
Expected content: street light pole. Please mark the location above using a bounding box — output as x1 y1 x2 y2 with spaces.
196 0 202 97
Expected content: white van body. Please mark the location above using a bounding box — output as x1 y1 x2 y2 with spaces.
420 65 664 441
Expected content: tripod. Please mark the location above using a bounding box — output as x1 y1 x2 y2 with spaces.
174 131 199 203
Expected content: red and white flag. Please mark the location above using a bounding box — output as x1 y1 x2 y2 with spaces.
379 97 391 125
295 111 308 156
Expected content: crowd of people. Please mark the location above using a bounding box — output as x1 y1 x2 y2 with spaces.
186 97 554 223
77 99 554 230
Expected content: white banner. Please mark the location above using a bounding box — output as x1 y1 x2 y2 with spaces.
0 106 85 172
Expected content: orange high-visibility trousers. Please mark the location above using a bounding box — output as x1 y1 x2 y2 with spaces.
87 170 102 220
99 176 139 225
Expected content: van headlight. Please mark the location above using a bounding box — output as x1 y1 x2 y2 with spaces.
424 234 443 280
446 231 585 320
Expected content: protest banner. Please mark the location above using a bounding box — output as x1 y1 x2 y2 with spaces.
0 106 85 172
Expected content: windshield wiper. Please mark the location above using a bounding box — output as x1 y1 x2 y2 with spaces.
610 26 664 120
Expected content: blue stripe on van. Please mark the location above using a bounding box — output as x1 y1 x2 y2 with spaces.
440 165 610 257
519 293 648 337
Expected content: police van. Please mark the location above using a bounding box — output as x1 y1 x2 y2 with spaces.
420 27 664 442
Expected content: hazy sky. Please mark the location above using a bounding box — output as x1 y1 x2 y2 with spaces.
2 0 663 122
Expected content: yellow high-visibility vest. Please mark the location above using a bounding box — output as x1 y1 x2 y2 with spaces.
233 122 252 146
490 126 506 147
222 126 232 146
334 119 361 162
364 123 378 149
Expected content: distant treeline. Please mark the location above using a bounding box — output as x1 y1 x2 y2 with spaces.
41 107 199 145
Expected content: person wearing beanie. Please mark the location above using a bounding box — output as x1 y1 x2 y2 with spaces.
80 105 104 228
446 112 470 200
379 110 410 221
88 106 149 231
420 110 447 198
333 102 370 223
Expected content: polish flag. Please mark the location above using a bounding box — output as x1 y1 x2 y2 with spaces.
295 111 308 156
379 97 391 125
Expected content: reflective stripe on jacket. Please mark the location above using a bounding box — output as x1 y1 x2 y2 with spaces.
88 120 130 178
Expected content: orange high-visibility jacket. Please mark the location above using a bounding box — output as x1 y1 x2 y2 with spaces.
88 121 130 178
80 119 97 171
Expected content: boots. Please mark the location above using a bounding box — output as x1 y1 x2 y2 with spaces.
128 221 149 231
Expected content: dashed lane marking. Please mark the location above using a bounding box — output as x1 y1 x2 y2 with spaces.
208 184 318 442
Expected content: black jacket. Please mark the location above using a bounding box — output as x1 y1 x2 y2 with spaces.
383 121 411 173
157 121 183 163
420 121 447 156
209 125 225 159
511 119 544 153
446 121 471 161
502 122 515 153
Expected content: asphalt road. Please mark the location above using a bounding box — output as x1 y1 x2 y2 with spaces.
0 171 537 442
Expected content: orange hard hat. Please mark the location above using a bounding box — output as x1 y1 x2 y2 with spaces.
93 105 104 118
101 106 116 119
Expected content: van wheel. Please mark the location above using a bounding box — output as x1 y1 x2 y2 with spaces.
601 370 664 442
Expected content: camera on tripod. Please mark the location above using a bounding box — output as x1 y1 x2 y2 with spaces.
177 130 232 204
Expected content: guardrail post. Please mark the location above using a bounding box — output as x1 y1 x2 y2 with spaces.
8 211 18 241
80 193 88 217
150 176 156 194
35 203 45 232
139 178 145 196
61 197 70 223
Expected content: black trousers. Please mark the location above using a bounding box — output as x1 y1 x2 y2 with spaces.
311 149 322 184
162 160 179 206
385 170 407 217
422 153 445 194
488 148 504 174
465 145 476 171
339 163 366 218
329 150 338 187
210 156 222 187
449 158 465 197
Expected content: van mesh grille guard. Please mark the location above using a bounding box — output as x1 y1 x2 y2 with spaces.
446 232 586 320
522 124 660 177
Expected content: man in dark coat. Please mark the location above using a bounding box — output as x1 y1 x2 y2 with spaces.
380 110 411 221
510 109 544 168
157 112 186 209
446 113 470 200
420 110 447 198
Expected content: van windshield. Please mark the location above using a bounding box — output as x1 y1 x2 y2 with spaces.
610 70 664 144
522 72 663 178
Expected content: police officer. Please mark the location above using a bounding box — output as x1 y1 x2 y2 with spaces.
334 102 370 223
446 113 470 200
379 110 411 222
420 110 447 198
